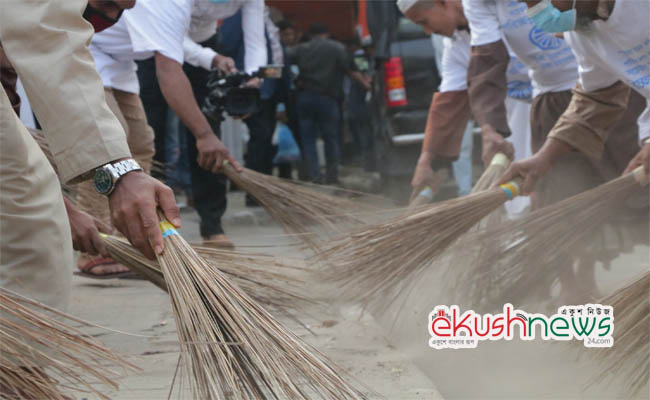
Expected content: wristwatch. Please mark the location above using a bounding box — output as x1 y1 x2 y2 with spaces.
93 158 143 195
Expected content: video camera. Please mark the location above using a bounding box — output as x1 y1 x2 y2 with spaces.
202 65 283 122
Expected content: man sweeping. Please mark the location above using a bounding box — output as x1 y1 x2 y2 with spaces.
500 0 650 187
91 0 249 252
459 0 645 301
0 0 180 309
397 0 533 218
0 0 181 395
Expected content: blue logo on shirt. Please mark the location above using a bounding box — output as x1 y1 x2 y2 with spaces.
507 80 533 100
529 26 563 50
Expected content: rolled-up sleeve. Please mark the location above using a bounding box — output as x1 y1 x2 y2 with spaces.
462 0 510 136
549 81 630 159
423 90 471 160
183 36 217 71
0 0 130 183
241 0 267 73
467 41 511 137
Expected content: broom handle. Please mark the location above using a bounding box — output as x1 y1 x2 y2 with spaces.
409 186 435 207
222 160 236 175
490 152 510 168
632 165 649 186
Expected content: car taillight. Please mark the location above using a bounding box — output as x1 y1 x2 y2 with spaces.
384 57 407 107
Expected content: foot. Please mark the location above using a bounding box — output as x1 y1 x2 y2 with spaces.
76 254 130 277
203 234 235 249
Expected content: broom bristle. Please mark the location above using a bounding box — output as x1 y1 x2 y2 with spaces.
0 288 138 400
318 180 518 301
223 164 377 250
102 234 310 311
463 169 648 307
584 271 649 396
155 216 368 399
444 156 511 302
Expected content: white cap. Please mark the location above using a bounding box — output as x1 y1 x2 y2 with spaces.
397 0 420 13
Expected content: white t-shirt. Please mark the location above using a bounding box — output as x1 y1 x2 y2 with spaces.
90 0 192 93
90 0 267 93
186 0 267 73
439 30 532 102
462 0 578 98
564 0 650 142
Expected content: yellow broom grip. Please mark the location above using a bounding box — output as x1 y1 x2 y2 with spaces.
499 177 523 200
632 166 649 186
159 220 178 237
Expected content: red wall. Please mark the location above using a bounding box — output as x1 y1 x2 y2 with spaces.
267 0 358 40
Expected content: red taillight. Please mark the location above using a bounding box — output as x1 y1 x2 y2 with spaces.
384 57 407 107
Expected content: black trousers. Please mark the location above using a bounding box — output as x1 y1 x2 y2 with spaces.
136 35 227 237
244 98 277 175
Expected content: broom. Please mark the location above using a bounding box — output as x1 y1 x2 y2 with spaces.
465 166 649 307
0 288 138 400
407 153 509 210
318 162 523 301
583 270 649 397
153 213 368 399
222 162 376 249
101 234 310 311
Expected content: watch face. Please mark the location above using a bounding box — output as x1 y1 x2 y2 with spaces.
93 168 113 194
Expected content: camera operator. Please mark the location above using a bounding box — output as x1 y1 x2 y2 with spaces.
218 6 283 206
92 0 263 248
137 0 266 248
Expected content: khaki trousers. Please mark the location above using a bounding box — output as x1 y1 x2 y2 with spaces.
531 89 648 264
76 88 155 229
0 85 72 310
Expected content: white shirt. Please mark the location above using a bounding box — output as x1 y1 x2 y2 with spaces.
462 0 578 98
188 0 266 73
90 0 266 93
439 30 532 102
564 0 650 142
91 0 191 93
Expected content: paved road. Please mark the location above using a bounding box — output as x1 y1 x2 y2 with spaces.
68 191 443 399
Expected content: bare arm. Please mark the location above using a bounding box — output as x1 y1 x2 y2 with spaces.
348 70 371 90
154 52 241 172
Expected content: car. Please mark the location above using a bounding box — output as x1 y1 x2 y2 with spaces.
366 4 442 202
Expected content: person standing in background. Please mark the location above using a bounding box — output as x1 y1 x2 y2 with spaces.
288 23 371 184
218 6 284 206
344 36 376 172
112 0 261 249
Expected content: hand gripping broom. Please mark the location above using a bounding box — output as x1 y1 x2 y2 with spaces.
318 165 523 301
0 288 138 400
153 213 368 399
465 166 649 307
407 153 510 210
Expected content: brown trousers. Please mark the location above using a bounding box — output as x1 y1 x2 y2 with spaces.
75 88 155 230
530 89 647 261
